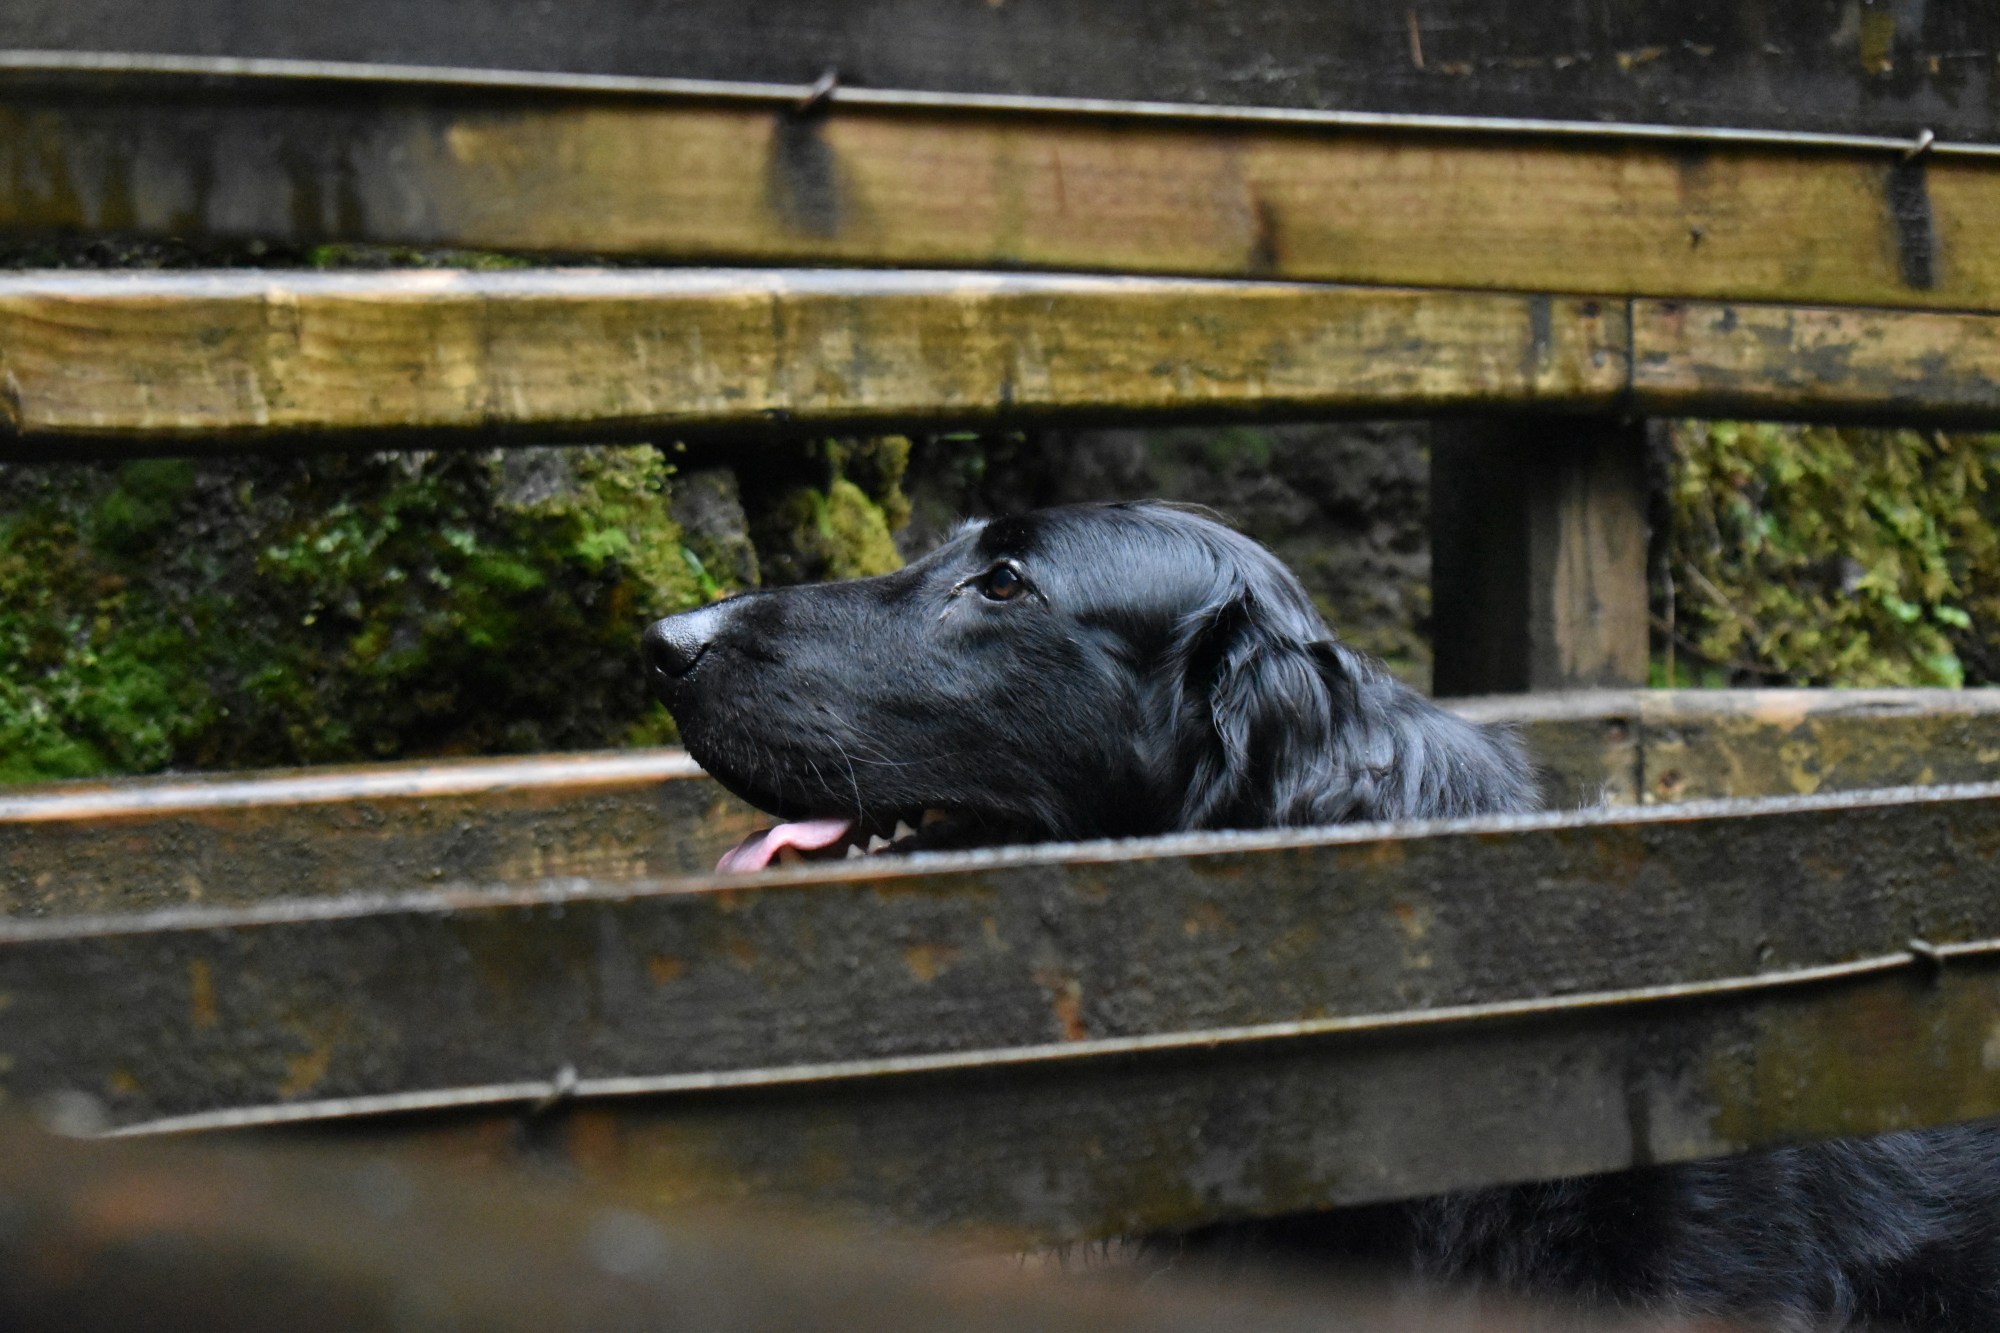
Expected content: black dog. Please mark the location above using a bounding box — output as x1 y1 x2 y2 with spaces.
644 500 1535 866
645 501 2000 1329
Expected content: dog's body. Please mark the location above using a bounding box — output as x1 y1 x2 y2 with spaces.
645 501 2000 1329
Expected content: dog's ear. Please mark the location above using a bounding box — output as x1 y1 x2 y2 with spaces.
1174 588 1388 829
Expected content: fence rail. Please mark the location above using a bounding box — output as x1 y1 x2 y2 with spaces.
0 271 1619 451
11 272 2000 454
0 56 1992 311
0 1116 1723 1333
6 779 1999 1237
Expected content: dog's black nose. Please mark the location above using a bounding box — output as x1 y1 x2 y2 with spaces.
642 611 717 682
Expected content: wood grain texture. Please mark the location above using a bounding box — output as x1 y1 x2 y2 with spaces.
18 269 2000 447
1430 418 1650 695
0 270 1624 447
9 783 2000 1234
1536 422 1651 689
1631 298 2000 423
3 73 1999 309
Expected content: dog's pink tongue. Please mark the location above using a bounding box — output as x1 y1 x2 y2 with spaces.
716 819 855 873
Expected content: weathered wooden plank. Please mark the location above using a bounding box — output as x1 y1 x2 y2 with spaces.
22 273 2000 450
4 61 2000 311
313 958 2000 1241
4 3 1997 141
10 689 2000 915
1455 688 2000 807
1430 419 1650 695
0 271 1624 450
1630 298 2000 424
7 784 2000 1237
0 751 764 917
0 1121 1702 1333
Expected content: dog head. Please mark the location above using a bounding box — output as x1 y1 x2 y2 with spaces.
644 501 1531 869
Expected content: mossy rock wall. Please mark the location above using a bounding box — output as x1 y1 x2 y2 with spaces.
1658 422 2000 689
0 439 907 784
7 414 2000 784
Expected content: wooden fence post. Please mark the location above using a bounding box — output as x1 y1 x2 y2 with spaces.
1430 417 1651 695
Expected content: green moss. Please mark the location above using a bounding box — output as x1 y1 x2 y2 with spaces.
0 430 939 782
0 445 731 782
1662 422 2000 687
92 459 198 554
238 446 716 762
820 479 905 577
752 483 900 583
0 472 221 782
828 435 912 532
744 437 912 585
1197 426 1276 472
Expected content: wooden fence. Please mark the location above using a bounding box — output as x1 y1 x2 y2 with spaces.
4 7 2000 1324
9 43 2000 689
4 691 1997 1245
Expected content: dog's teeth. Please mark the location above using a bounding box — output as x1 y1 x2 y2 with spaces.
921 809 949 828
845 844 865 859
866 834 892 854
776 847 804 866
893 820 916 843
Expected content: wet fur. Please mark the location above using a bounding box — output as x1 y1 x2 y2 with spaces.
645 501 2000 1330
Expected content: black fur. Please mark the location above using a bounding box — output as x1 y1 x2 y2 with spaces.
645 500 1535 840
645 500 2000 1330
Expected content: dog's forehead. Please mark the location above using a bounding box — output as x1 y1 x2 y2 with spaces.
961 505 1214 574
972 514 1039 558
964 505 1235 610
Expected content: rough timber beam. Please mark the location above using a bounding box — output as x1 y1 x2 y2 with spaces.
0 271 1622 451
0 1118 1715 1333
3 58 2000 312
1430 417 1651 695
5 783 2000 1238
15 273 2000 453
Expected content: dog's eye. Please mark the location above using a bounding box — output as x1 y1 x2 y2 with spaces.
979 564 1027 602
